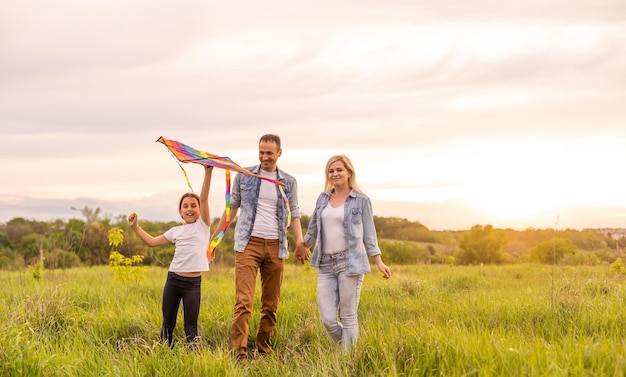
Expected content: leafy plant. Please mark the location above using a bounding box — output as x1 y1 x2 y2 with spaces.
109 252 147 283
108 227 124 250
107 227 147 283
31 262 42 280
610 257 625 274
530 238 575 264
446 255 455 266
457 224 506 264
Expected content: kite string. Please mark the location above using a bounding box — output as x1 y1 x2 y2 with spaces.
168 150 194 192
166 147 223 260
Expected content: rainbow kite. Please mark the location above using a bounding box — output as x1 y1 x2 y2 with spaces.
156 136 291 259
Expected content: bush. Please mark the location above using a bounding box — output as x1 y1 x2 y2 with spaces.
561 251 601 266
379 239 430 264
610 257 625 274
530 238 575 264
108 251 147 283
44 248 81 269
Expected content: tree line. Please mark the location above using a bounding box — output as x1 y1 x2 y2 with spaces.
1 206 625 270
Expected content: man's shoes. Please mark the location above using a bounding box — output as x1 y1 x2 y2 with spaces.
235 353 248 363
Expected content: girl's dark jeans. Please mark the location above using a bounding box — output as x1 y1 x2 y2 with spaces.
161 271 202 347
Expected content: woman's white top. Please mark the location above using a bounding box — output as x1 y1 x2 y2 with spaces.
321 203 346 255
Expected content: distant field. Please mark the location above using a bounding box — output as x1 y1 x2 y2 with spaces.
1 263 625 376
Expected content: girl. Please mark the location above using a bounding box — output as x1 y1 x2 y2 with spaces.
128 164 213 347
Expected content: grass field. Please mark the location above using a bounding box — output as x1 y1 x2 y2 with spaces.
1 263 625 376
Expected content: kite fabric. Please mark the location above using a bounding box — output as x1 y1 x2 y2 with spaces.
156 136 292 259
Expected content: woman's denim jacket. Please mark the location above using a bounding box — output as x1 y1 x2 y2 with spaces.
304 189 381 275
231 165 300 260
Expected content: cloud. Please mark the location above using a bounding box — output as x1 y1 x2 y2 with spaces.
1 0 626 230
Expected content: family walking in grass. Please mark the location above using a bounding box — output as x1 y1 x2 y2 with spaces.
128 134 391 359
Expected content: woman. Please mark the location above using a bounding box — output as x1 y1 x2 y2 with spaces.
128 164 213 348
302 155 391 351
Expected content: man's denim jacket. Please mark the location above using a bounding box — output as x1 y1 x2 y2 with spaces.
231 165 300 260
304 189 381 275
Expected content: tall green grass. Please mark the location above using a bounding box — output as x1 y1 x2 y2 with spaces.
1 264 625 376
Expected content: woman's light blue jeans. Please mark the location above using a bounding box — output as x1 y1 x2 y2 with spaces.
316 252 364 350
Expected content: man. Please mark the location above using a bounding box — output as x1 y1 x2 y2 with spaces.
211 134 310 360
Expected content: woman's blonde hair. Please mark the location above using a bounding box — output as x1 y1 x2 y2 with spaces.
324 155 363 194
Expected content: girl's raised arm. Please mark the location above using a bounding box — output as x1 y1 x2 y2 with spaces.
200 165 213 227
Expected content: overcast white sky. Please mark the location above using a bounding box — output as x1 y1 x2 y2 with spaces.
1 0 626 230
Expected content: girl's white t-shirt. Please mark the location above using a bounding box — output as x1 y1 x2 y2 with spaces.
164 219 210 272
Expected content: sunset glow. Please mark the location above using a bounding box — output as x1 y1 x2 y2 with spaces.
1 0 625 230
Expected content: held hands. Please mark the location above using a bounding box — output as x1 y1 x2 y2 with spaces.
294 241 311 264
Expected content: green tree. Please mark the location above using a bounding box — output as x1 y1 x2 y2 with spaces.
373 216 435 242
16 233 43 265
457 224 507 265
529 238 575 264
0 232 12 249
3 217 35 245
44 248 81 269
66 218 88 262
560 229 608 251
82 221 111 265
379 239 430 264
0 232 20 269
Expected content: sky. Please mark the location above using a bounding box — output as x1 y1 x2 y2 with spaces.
1 0 626 231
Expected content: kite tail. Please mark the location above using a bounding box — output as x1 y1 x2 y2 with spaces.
279 185 291 228
208 170 231 260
